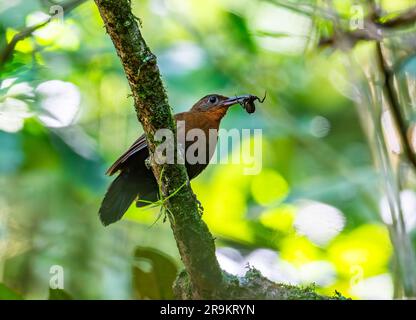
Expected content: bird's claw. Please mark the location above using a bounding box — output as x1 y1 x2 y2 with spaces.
144 156 152 170
190 191 204 215
196 199 204 216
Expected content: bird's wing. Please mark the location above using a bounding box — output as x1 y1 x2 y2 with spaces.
106 133 148 176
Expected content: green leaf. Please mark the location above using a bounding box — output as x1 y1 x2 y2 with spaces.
0 283 24 300
132 247 178 300
254 30 293 38
225 11 256 53
48 288 73 300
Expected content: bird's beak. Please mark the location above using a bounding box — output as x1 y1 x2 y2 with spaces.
222 95 252 107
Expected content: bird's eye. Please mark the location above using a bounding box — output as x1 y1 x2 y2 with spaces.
208 96 218 104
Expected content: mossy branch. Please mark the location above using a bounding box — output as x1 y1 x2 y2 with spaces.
174 268 346 300
94 0 338 300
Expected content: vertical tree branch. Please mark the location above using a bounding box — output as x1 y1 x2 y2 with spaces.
375 38 416 171
93 0 223 299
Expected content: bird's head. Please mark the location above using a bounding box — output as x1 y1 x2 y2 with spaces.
190 94 247 112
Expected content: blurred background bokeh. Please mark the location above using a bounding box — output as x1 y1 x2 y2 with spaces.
1 0 416 299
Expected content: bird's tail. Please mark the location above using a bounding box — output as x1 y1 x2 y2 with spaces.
99 172 138 226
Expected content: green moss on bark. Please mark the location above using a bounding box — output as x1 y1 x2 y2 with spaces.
174 268 348 300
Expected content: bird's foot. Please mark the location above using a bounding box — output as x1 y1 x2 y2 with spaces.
186 180 204 215
194 195 204 216
144 156 152 170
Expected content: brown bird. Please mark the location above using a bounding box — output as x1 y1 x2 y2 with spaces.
99 94 259 226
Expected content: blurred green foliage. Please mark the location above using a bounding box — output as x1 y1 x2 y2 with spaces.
49 288 73 300
132 247 177 299
0 283 24 300
1 0 415 299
